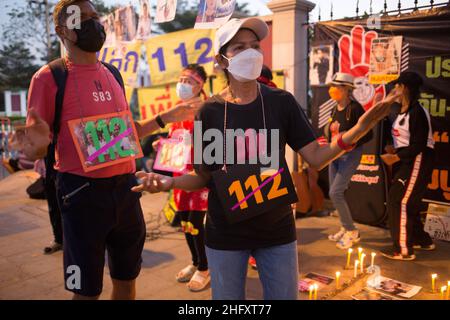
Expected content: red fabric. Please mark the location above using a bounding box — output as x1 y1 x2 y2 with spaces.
27 58 135 178
169 121 208 212
257 76 277 88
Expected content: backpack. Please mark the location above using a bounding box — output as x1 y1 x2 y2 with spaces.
44 58 125 183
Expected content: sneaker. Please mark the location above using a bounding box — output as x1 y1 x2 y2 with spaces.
413 243 436 251
336 230 360 249
328 227 346 242
381 248 416 261
248 256 257 269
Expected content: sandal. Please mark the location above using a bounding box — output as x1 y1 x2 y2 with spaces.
43 241 62 255
187 270 210 292
176 265 197 283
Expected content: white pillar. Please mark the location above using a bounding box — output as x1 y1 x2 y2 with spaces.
20 90 27 117
268 0 315 171
4 91 12 117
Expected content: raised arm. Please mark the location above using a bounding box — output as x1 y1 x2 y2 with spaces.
299 91 401 170
135 99 204 139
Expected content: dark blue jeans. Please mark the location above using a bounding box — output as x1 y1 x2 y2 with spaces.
328 146 363 231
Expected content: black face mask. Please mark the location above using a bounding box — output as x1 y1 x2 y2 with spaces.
74 18 106 52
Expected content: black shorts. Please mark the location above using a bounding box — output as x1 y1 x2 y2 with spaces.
56 172 146 297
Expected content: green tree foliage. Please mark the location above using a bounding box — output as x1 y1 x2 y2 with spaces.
0 41 39 90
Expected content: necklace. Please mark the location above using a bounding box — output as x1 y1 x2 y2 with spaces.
222 83 266 171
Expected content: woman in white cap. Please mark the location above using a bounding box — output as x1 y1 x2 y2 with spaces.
325 73 373 249
133 17 400 300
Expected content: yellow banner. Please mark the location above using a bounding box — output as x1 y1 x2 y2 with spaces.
98 41 142 88
125 85 134 104
138 71 285 121
138 82 215 120
145 28 216 86
138 84 179 120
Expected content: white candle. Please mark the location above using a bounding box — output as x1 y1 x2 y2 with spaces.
360 253 366 273
440 286 447 300
346 248 353 269
314 284 318 300
354 260 360 278
336 271 341 289
447 281 450 300
371 252 376 268
432 274 437 293
358 247 363 261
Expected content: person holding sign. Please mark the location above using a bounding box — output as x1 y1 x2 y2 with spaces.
380 72 435 261
9 0 203 300
168 65 210 292
325 72 373 250
132 17 401 300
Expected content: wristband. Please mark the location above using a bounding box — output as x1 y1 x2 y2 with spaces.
337 133 355 152
156 114 166 128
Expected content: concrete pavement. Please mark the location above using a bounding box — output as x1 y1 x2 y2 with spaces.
0 170 448 300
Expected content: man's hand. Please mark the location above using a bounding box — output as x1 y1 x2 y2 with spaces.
131 171 174 193
9 108 51 161
161 97 204 124
380 153 400 166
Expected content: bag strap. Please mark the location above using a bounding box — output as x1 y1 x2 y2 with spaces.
101 61 125 94
46 58 68 176
48 58 68 143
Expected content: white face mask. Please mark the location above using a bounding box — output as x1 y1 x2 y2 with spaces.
176 82 195 101
222 48 264 82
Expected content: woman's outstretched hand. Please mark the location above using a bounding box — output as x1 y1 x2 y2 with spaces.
131 171 174 193
357 89 402 133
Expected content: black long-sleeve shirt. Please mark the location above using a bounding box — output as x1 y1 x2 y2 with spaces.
391 100 434 162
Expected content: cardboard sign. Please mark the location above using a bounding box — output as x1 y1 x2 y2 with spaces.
68 111 143 173
153 137 191 173
425 203 450 242
369 36 403 84
211 158 298 224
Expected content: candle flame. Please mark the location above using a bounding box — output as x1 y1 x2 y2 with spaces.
432 274 437 279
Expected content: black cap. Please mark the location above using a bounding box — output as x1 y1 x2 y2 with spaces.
390 71 423 89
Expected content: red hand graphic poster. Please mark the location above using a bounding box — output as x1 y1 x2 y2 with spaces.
311 8 450 224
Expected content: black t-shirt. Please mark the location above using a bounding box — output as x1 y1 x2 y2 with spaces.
194 85 316 250
328 100 372 147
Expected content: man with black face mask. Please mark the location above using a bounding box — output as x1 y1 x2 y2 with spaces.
10 0 201 300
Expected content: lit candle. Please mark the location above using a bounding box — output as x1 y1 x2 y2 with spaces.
447 281 450 300
431 274 437 293
309 285 314 300
336 271 341 290
440 286 447 300
358 247 363 261
314 284 318 300
346 248 353 269
371 252 376 268
354 260 360 278
360 253 366 273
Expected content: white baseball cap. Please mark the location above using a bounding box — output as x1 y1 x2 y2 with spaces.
213 17 269 55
